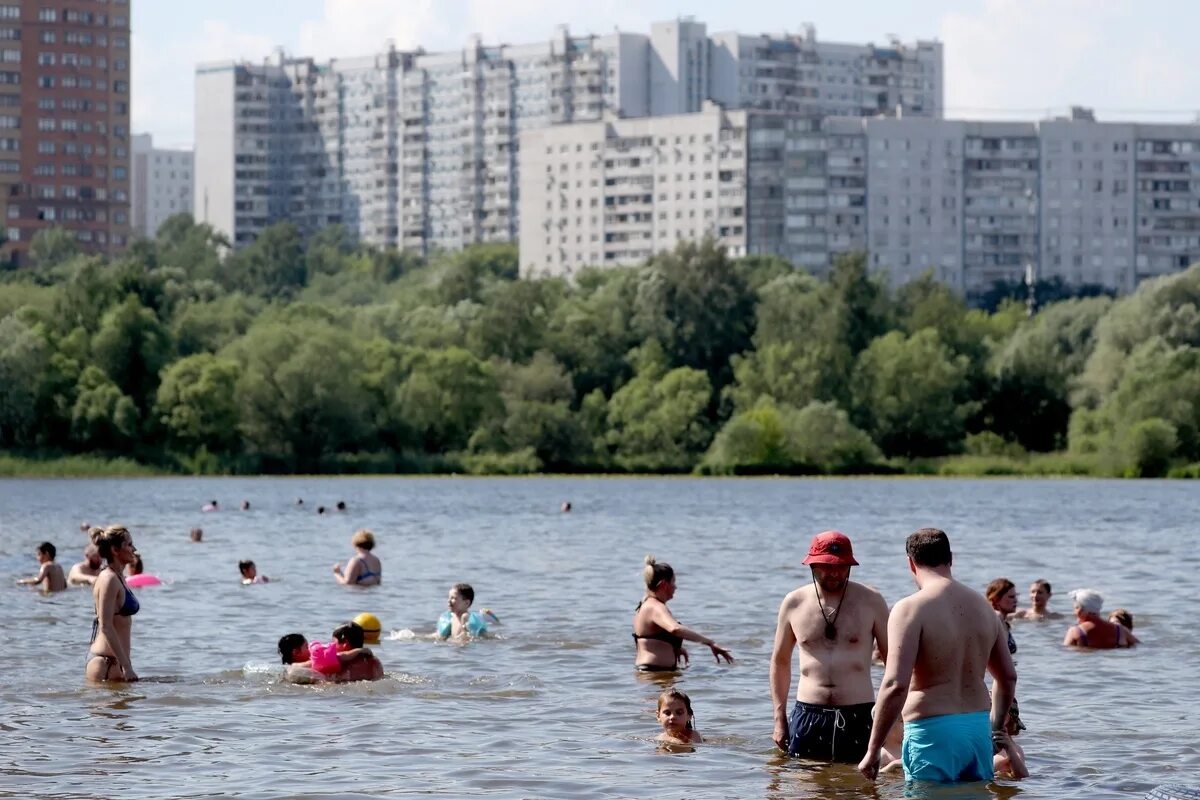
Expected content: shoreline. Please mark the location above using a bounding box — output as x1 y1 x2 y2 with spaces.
1 452 1196 479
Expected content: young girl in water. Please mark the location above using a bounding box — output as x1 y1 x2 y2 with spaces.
656 689 703 745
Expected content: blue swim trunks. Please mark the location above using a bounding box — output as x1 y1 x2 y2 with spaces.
902 711 994 783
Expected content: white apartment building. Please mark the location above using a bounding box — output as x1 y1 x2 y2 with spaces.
524 107 1200 296
131 134 193 238
194 19 942 253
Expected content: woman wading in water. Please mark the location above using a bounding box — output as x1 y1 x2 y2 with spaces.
86 525 140 682
632 556 733 671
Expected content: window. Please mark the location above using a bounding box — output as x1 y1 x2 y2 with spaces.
37 8 57 22
0 7 21 21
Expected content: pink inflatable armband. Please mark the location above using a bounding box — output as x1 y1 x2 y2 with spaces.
309 641 340 675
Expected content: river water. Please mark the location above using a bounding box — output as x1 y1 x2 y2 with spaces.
0 477 1194 799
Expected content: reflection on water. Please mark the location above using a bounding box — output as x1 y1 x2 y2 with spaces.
1 476 1197 798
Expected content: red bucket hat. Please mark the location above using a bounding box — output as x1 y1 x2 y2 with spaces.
802 530 858 566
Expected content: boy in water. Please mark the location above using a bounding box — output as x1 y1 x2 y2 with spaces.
18 542 67 592
239 560 269 584
437 583 500 639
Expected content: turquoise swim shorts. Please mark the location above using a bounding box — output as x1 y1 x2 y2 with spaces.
902 711 994 783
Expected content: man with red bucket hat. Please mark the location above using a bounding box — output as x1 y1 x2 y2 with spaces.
770 530 890 763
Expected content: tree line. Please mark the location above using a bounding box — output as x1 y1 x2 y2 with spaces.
0 216 1197 477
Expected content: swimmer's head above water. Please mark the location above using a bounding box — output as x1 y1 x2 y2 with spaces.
448 583 475 614
238 560 257 581
332 621 366 651
278 633 309 664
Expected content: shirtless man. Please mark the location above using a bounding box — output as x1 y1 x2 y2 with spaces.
858 528 1017 784
18 542 68 592
770 531 890 763
68 545 103 586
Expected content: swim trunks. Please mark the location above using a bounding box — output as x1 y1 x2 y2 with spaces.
786 700 874 763
902 711 994 783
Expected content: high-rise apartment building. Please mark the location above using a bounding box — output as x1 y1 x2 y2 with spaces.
131 133 192 238
521 107 1200 296
194 19 941 254
0 0 131 265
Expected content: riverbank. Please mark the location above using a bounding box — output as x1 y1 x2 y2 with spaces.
2 450 1198 478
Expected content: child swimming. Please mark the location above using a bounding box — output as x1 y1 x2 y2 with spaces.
239 560 269 584
437 583 499 639
656 689 703 745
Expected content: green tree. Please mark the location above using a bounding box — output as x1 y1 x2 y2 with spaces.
392 347 502 453
0 315 50 446
29 226 81 269
704 399 880 473
220 222 306 298
851 329 973 457
91 294 173 410
70 366 139 450
155 354 241 455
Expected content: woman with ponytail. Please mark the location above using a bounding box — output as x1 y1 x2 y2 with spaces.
632 555 733 671
86 526 140 682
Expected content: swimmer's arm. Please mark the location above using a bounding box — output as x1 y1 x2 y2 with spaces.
332 557 362 585
334 647 372 664
870 588 890 664
1123 626 1139 646
18 564 50 585
861 599 918 779
769 595 797 749
649 604 713 648
94 576 135 678
987 615 1017 733
992 733 1027 779
68 567 97 586
1062 626 1081 646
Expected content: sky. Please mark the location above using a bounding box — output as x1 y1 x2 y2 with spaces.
133 0 1200 148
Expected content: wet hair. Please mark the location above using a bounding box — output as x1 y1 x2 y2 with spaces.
1031 578 1052 595
128 555 145 575
351 529 375 550
452 582 475 605
190 527 203 542
985 578 1016 606
332 621 365 649
657 688 695 731
90 525 130 562
642 555 674 590
906 528 952 568
238 560 255 577
278 633 307 664
37 541 56 560
1109 608 1133 630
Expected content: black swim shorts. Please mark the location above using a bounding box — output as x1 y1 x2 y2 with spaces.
787 700 874 763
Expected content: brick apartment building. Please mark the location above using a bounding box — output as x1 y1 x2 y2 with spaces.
0 0 131 266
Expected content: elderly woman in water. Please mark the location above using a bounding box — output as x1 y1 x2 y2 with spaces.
1064 588 1138 649
333 529 381 586
86 525 140 682
632 555 733 671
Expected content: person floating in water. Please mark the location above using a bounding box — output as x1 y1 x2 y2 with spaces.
18 541 67 592
68 544 103 586
437 583 499 639
657 688 703 745
858 528 1017 785
333 529 381 586
240 500 250 511
336 501 346 512
770 531 889 764
202 500 219 512
561 501 572 513
1063 589 1138 649
190 528 203 543
239 560 269 584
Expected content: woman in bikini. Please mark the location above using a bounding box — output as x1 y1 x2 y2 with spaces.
632 555 733 671
333 529 381 586
86 525 140 682
1064 588 1138 649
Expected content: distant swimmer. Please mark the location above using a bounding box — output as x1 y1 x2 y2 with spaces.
1014 579 1063 621
858 528 1016 784
770 531 889 763
68 544 103 586
633 555 733 671
18 541 68 592
240 500 250 511
239 560 269 584
86 526 140 682
296 498 304 507
657 688 703 746
336 501 346 512
202 500 219 512
317 506 327 515
437 583 498 640
79 521 91 534
1064 589 1138 649
333 529 381 586
190 528 203 543
125 555 162 588
561 501 572 513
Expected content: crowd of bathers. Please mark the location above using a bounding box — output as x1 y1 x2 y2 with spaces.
14 506 1141 787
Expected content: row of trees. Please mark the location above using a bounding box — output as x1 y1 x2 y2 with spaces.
1 216 1197 476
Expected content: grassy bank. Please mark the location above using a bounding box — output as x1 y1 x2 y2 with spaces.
0 454 165 477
